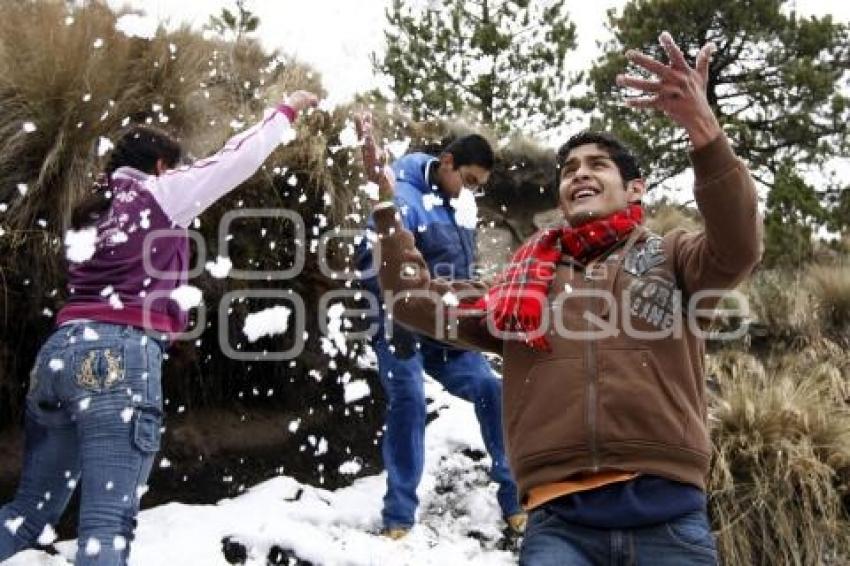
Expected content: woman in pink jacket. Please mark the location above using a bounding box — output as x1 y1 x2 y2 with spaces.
0 90 317 566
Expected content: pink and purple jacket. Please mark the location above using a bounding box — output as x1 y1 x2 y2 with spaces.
56 105 297 335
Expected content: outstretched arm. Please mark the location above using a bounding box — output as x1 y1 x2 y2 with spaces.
619 32 762 295
618 32 720 150
150 91 319 228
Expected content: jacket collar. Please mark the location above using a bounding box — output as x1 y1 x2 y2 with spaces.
394 153 441 196
111 166 151 182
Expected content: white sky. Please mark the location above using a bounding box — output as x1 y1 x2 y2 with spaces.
109 0 850 203
110 0 850 105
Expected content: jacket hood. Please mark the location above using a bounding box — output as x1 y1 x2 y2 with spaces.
392 153 439 195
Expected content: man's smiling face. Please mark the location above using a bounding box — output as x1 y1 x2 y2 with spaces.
558 143 645 226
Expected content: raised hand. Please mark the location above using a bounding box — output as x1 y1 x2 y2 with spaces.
617 31 721 150
285 90 320 115
355 112 395 201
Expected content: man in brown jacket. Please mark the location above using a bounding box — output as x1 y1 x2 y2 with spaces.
359 32 760 565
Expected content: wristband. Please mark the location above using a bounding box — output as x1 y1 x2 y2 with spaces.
275 104 297 123
372 201 396 211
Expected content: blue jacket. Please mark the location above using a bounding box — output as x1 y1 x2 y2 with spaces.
359 153 477 352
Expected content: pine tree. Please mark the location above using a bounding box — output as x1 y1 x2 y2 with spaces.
206 0 260 42
374 0 577 133
579 0 850 265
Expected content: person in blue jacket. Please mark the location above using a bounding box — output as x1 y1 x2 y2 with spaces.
359 134 525 539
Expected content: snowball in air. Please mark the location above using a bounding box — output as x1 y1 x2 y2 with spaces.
243 306 291 342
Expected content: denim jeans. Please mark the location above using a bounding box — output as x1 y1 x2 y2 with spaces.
520 505 718 566
374 337 520 529
0 322 165 566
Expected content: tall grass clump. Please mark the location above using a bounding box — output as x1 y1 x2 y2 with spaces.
708 351 850 565
806 264 850 340
0 0 344 426
645 201 702 235
744 269 815 342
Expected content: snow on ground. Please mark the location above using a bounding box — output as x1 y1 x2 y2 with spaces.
5 377 518 566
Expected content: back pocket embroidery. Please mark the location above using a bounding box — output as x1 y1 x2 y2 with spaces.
76 348 125 390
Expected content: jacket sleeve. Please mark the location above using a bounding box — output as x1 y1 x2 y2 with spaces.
147 106 297 228
372 206 502 354
671 134 763 304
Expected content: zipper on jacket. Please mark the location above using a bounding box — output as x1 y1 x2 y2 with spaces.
448 204 472 277
584 263 600 472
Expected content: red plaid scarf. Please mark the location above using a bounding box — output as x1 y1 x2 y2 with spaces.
461 203 644 351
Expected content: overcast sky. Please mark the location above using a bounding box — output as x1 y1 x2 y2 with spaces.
109 0 850 105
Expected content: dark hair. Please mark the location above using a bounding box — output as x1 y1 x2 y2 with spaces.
555 131 642 186
71 125 182 230
441 134 495 170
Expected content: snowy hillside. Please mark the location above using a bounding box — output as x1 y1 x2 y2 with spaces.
5 377 520 566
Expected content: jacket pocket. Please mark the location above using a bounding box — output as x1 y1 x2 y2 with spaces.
132 405 162 453
597 349 686 446
505 357 585 463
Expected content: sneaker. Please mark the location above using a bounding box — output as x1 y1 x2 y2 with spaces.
506 512 528 534
381 527 410 540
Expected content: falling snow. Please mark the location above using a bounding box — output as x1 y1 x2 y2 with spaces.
422 192 443 211
84 537 101 556
170 285 203 311
337 121 360 148
450 188 478 230
359 181 379 201
115 13 158 39
37 525 57 546
64 228 98 263
82 327 100 341
243 306 292 342
386 138 411 158
4 516 24 535
343 380 371 404
338 459 362 475
204 255 233 278
320 302 348 357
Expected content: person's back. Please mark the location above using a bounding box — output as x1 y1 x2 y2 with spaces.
61 166 191 333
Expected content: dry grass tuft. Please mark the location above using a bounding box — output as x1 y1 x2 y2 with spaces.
806 264 850 337
645 202 702 235
744 269 816 340
708 351 850 565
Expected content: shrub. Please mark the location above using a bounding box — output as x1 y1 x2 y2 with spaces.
745 269 815 340
807 264 850 338
708 351 850 565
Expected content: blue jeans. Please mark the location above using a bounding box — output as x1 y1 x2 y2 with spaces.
0 322 165 566
520 505 718 565
375 337 520 529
